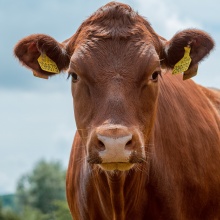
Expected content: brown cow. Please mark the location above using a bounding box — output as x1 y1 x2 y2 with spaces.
14 2 220 220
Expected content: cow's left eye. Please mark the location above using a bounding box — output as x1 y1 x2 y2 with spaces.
150 71 161 82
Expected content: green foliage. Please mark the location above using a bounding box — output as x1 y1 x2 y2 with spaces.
0 159 72 220
0 201 21 220
52 200 72 220
16 160 66 214
18 206 47 220
17 201 72 220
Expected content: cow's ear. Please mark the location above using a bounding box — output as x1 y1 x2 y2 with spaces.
161 29 214 76
14 34 70 77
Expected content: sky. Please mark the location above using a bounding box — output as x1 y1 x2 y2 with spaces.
0 0 219 194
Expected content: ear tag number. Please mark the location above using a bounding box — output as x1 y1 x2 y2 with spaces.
37 53 60 74
172 46 192 75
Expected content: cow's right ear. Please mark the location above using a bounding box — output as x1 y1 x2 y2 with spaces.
14 34 70 77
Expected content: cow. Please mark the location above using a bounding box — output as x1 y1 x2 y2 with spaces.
14 2 220 219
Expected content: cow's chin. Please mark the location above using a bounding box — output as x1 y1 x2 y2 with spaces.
98 163 134 171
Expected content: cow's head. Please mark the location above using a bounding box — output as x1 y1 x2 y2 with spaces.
14 2 214 171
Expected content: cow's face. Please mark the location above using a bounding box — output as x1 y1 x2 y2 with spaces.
14 2 214 171
69 38 161 170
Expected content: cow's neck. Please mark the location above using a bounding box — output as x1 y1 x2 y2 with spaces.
103 169 148 220
106 172 125 220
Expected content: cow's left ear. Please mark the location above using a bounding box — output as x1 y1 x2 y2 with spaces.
161 29 214 75
14 34 70 78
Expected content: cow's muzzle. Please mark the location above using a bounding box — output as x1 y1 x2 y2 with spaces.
87 124 145 171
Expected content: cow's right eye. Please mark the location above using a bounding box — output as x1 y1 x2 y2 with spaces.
68 72 80 83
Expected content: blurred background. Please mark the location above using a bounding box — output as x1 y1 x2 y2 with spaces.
0 0 219 218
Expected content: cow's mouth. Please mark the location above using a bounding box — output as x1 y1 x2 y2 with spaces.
98 162 134 171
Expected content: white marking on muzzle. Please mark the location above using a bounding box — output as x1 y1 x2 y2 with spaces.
97 134 132 163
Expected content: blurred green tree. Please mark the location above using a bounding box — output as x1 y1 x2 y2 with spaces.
52 200 72 220
0 201 21 220
16 159 72 219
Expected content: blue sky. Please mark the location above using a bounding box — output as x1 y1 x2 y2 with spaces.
0 0 219 194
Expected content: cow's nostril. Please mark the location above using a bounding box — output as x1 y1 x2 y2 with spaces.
125 139 133 150
98 140 105 151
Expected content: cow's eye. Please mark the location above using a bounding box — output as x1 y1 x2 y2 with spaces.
150 71 161 82
68 72 80 83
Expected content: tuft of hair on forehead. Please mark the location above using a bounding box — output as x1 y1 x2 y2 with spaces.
84 1 152 40
66 2 162 56
89 1 137 26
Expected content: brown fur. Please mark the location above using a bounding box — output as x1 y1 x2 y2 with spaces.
14 2 220 219
199 86 220 115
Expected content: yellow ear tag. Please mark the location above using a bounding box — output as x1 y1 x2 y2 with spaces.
172 46 192 75
37 53 60 74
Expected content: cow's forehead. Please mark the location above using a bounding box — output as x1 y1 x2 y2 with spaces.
69 39 160 78
67 2 162 78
